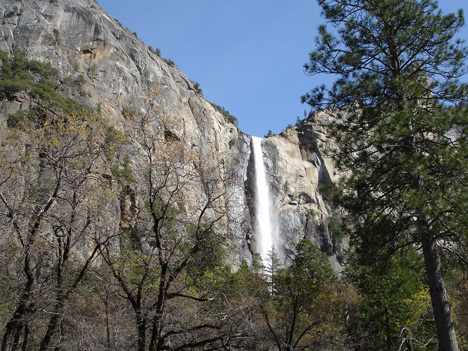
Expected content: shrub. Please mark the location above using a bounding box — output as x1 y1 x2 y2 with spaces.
122 106 137 119
209 102 238 127
52 28 61 46
163 58 175 67
191 81 203 96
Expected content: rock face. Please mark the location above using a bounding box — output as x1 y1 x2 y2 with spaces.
0 0 239 152
0 0 345 269
262 111 347 271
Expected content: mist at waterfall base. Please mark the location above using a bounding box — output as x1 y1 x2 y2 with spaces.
251 137 282 266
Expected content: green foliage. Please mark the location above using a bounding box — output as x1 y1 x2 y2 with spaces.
184 229 228 291
52 28 61 46
251 252 265 273
259 240 343 350
163 57 175 66
68 58 80 72
109 154 135 183
63 76 74 86
265 247 282 294
114 230 162 295
288 239 336 289
327 210 346 254
451 272 468 348
148 196 184 224
304 1 468 348
103 121 126 149
0 50 52 97
210 259 268 305
121 106 137 119
229 137 237 149
209 102 239 126
149 46 161 57
0 49 90 119
265 247 281 276
191 80 203 96
88 62 98 78
303 0 468 109
76 73 86 84
62 74 86 93
346 248 435 350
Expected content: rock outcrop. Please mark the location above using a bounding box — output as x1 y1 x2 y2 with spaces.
0 0 345 269
262 110 346 271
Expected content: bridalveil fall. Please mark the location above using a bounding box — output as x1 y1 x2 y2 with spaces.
251 136 281 264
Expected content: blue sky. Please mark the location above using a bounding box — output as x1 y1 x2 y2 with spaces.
98 0 468 138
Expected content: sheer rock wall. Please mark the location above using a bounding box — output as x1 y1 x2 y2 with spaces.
262 111 346 270
0 0 345 269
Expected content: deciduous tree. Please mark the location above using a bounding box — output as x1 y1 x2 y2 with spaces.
101 102 242 351
0 50 121 351
259 239 344 350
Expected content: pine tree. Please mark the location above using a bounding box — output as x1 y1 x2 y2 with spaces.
303 1 468 350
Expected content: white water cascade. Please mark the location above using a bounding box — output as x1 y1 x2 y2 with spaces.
251 136 280 263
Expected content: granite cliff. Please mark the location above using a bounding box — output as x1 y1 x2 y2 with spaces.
0 0 345 268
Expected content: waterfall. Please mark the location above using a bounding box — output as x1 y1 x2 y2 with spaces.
251 136 279 264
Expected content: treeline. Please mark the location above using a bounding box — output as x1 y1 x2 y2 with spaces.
209 102 238 127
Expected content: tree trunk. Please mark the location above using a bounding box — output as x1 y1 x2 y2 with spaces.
1 256 35 351
104 291 111 351
384 307 392 351
2 313 25 351
148 310 164 351
148 261 168 351
135 312 146 351
421 234 459 351
39 298 65 351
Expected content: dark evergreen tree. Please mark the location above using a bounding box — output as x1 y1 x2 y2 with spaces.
346 247 434 350
303 1 468 350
